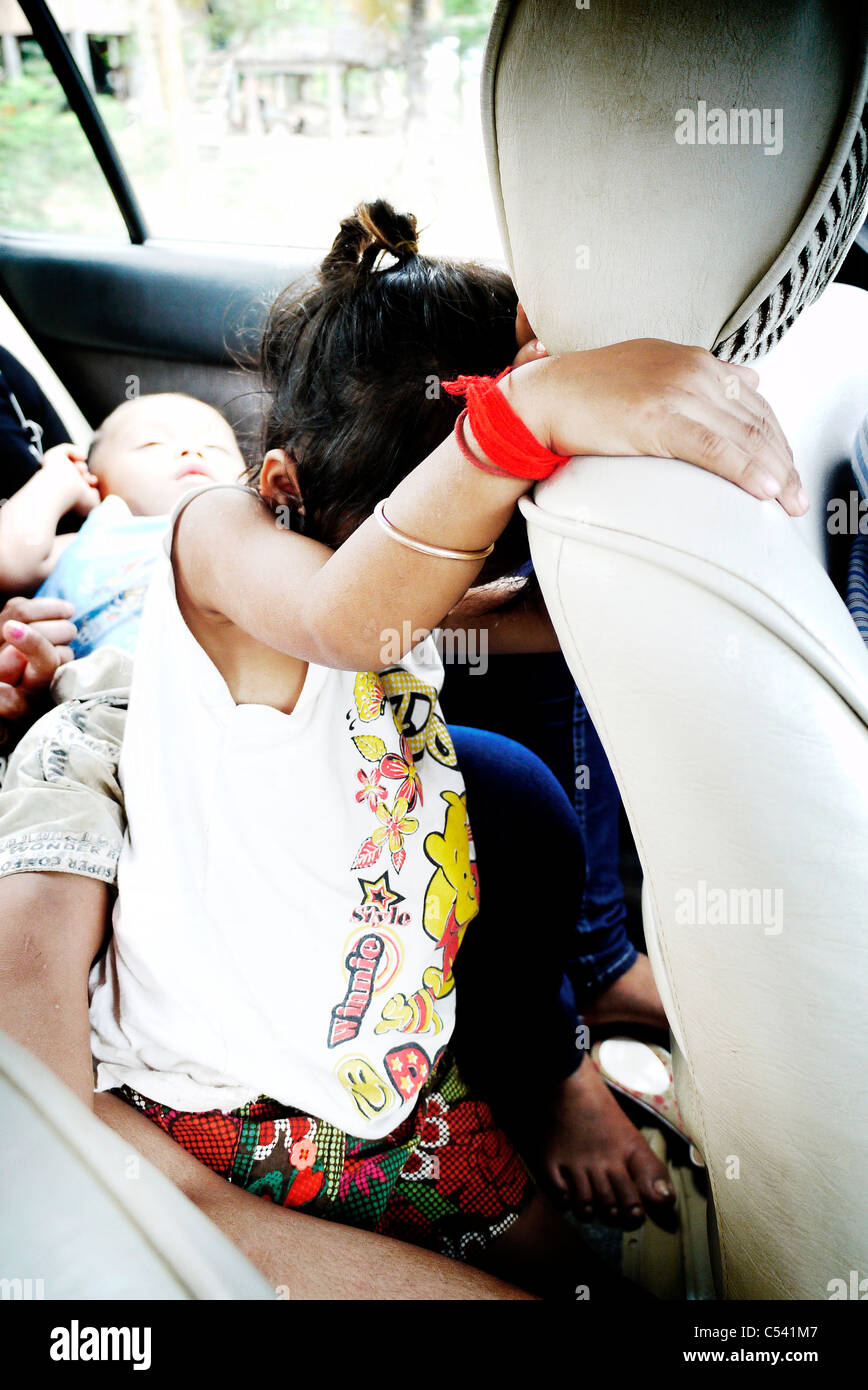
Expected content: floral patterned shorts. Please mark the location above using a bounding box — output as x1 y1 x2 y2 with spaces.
116 1050 535 1262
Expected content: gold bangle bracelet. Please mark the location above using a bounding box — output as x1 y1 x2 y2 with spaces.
373 498 494 561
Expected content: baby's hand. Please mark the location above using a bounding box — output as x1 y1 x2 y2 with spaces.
41 443 101 516
507 338 806 516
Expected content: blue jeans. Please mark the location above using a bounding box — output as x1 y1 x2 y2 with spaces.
449 724 586 1102
541 668 638 1023
442 650 636 1017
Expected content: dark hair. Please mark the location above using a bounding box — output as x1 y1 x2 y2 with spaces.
253 199 532 584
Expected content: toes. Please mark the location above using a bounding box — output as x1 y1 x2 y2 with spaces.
628 1145 676 1206
570 1167 595 1221
609 1169 645 1227
544 1160 572 1211
588 1166 619 1220
553 1160 594 1220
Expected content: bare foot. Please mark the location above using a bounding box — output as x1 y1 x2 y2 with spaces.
583 954 668 1031
541 1060 676 1229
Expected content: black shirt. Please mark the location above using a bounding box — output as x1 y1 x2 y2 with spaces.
0 345 78 531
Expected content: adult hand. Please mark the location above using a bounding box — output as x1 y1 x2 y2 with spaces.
508 337 807 516
0 596 76 727
41 442 101 517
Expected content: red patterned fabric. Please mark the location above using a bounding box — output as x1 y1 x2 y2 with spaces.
116 1050 534 1262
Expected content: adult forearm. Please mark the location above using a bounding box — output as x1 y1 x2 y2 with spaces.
0 472 69 590
442 590 560 655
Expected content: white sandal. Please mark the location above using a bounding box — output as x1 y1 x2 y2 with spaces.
590 1037 705 1166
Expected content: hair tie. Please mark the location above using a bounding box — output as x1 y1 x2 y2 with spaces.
442 367 571 481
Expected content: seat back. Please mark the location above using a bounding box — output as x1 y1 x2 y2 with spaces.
484 0 868 1298
0 1029 273 1300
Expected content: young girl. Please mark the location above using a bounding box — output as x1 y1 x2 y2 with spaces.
0 399 665 1234
0 201 803 1294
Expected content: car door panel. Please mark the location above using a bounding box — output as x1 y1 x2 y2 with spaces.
0 234 315 439
44 347 264 459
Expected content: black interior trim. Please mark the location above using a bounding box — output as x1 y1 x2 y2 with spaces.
18 0 148 244
0 233 316 429
0 235 314 365
835 219 868 293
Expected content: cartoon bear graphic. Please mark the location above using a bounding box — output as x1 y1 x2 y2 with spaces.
422 790 479 995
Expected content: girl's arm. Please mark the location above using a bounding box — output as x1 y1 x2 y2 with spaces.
0 446 99 593
175 431 530 672
175 339 804 672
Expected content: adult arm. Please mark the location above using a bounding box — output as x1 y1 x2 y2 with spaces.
0 447 97 593
440 576 561 655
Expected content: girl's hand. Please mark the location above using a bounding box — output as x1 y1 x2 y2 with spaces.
0 596 76 728
507 338 807 516
41 443 101 517
512 303 548 368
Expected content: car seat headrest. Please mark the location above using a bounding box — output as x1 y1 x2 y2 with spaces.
483 0 868 360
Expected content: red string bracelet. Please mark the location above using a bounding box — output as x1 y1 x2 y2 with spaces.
453 409 515 478
442 366 571 481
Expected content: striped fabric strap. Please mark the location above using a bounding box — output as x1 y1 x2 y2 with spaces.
845 413 868 647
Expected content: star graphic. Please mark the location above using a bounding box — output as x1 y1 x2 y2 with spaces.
357 873 405 911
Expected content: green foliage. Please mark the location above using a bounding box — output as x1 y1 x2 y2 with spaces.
437 0 494 52
0 59 126 232
442 0 494 20
197 0 330 49
196 0 495 47
0 5 497 236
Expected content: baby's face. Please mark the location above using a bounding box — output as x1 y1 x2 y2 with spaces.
91 394 244 515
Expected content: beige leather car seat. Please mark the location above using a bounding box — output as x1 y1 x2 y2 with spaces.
0 1029 273 1299
483 0 868 1299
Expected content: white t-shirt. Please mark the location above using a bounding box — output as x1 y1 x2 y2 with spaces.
88 487 480 1139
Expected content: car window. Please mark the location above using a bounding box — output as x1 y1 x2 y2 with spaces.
0 2 127 238
1 1 503 258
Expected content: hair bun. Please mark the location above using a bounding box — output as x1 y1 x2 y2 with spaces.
321 200 419 282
